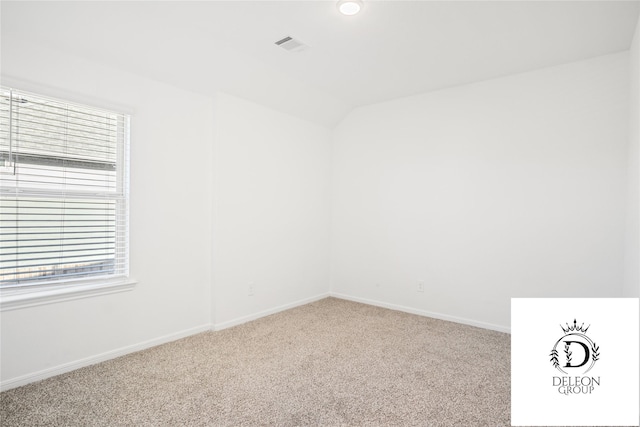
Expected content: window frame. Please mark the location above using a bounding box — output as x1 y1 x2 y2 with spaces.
0 85 136 311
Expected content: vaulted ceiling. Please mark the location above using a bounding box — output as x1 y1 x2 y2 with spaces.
2 1 639 127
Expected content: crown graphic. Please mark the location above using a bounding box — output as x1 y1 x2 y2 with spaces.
560 319 590 334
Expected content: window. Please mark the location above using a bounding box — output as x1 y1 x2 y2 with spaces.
0 87 131 307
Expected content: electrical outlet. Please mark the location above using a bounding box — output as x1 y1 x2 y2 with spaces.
248 283 255 296
417 282 424 293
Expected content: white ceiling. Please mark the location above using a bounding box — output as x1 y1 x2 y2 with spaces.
2 1 639 127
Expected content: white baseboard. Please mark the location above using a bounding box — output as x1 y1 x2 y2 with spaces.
330 292 511 334
0 323 212 392
213 293 330 331
1 292 507 391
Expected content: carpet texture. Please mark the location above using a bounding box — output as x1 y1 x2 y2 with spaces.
1 298 511 426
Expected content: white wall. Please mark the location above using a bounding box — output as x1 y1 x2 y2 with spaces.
212 93 331 329
331 53 630 331
1 27 634 389
0 40 215 387
624 16 640 298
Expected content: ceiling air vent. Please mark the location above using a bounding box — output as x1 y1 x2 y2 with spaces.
274 36 309 53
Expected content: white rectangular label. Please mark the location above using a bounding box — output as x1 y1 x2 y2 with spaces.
511 298 639 426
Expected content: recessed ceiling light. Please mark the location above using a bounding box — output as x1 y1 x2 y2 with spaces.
337 0 363 16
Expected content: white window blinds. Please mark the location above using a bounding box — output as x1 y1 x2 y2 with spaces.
0 87 130 288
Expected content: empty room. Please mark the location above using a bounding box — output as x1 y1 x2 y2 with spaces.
1 1 639 426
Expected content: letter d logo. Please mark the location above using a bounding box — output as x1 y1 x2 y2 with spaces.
563 341 590 368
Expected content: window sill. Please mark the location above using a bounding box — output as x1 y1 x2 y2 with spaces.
0 278 137 311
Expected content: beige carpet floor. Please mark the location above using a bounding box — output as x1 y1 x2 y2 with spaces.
1 297 512 426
